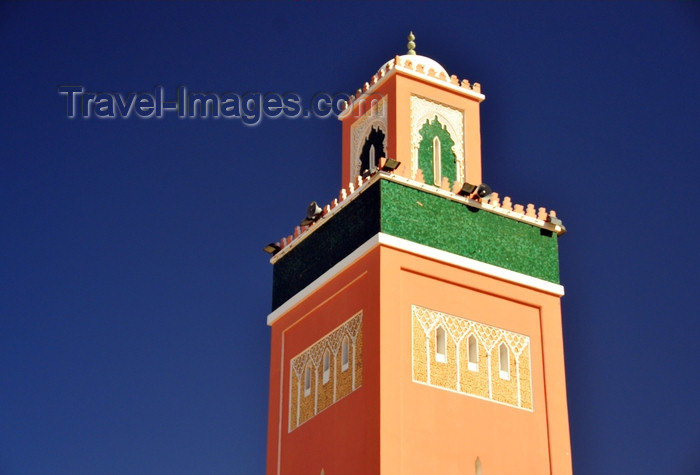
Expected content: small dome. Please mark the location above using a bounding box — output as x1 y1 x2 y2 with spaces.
378 54 448 77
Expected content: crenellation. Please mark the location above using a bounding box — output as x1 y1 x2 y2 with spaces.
450 74 459 85
526 204 536 218
441 176 450 191
488 192 500 207
272 177 561 261
502 196 513 211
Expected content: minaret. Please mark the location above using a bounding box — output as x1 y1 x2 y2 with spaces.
264 34 572 475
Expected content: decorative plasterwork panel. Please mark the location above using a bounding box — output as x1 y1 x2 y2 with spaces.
412 305 532 410
410 95 464 183
350 96 388 183
288 311 363 432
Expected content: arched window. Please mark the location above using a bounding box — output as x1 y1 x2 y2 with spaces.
475 457 482 475
341 335 349 371
322 349 331 384
436 326 447 363
359 127 386 175
417 117 456 189
468 335 478 371
499 343 510 380
433 136 441 186
304 362 312 396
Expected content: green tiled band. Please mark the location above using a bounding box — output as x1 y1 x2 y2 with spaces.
271 179 559 310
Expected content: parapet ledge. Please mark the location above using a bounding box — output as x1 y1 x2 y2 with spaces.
269 172 376 263
338 54 485 120
268 168 565 264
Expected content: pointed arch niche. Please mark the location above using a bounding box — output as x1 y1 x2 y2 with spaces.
410 95 465 185
288 311 363 432
350 96 388 182
417 118 457 188
411 305 532 411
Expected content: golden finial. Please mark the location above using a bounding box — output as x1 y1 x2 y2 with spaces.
407 31 416 55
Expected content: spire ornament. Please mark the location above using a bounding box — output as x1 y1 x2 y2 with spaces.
407 31 416 55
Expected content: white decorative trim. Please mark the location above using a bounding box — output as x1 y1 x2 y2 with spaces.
412 305 532 410
288 311 363 431
378 234 566 296
350 96 387 183
410 95 465 183
267 233 564 325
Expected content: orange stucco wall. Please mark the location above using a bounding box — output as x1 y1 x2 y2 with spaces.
266 249 382 475
267 242 572 475
378 245 572 475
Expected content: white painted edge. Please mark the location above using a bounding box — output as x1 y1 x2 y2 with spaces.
267 232 564 326
267 235 380 326
379 233 565 297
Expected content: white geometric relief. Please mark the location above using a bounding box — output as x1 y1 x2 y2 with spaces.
350 96 387 183
411 305 532 410
288 311 363 431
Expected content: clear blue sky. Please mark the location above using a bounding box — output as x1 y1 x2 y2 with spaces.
1 2 699 474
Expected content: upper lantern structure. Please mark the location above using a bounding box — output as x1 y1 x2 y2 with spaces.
338 33 485 192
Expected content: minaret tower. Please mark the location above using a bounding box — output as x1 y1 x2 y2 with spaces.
264 34 572 475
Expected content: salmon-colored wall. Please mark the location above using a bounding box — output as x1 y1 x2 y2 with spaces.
266 249 382 475
378 245 572 475
267 243 571 475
